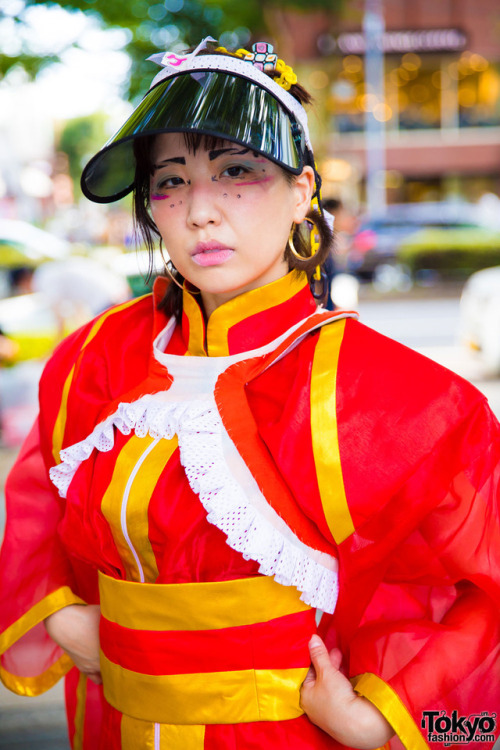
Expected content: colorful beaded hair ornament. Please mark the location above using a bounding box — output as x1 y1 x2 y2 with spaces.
214 41 298 91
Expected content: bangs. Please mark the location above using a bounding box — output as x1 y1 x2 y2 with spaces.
133 133 232 178
182 132 228 155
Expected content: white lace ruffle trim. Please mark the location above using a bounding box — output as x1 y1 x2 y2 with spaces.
50 394 338 613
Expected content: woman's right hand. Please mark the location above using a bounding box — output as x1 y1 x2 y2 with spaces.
45 604 102 684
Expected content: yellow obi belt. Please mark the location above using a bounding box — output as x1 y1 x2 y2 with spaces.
98 572 316 725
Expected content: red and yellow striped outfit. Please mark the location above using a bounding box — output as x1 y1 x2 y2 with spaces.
1 272 499 749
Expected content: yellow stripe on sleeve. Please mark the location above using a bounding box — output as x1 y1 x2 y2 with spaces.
51 296 149 464
0 652 74 697
352 673 430 750
72 672 87 750
310 319 355 543
0 586 84 656
52 363 76 464
0 586 84 697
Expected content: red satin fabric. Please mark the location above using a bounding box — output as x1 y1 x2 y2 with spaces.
100 609 316 675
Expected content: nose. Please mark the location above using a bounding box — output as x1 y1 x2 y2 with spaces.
186 180 222 229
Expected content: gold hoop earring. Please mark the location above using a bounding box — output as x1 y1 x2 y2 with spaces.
158 241 183 288
160 237 200 295
288 223 308 262
183 280 201 295
164 261 185 291
304 218 323 280
165 263 201 295
288 219 322 262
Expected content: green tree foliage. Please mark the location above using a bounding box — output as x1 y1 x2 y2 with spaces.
57 112 107 183
0 0 343 100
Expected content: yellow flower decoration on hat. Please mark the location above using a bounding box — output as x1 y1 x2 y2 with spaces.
275 58 298 91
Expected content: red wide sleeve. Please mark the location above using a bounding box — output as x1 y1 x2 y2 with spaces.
343 401 500 748
0 315 106 697
0 418 86 696
321 321 500 749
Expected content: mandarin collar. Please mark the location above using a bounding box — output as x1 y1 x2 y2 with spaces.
156 272 316 357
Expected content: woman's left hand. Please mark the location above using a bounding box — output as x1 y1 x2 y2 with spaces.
300 635 394 750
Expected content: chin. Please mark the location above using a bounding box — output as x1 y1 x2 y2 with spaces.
191 273 250 296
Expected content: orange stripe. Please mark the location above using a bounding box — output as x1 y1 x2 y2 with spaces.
51 296 149 464
213 316 344 556
310 320 355 543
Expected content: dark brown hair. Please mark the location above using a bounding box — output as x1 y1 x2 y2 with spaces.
132 51 332 319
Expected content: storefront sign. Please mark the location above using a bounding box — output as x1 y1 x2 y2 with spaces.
336 28 467 54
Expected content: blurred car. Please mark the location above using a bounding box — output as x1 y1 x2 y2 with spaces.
460 266 500 377
397 225 500 283
0 218 72 298
0 217 70 275
0 218 70 264
347 201 484 282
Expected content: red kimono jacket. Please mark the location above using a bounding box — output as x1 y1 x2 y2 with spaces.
1 272 499 750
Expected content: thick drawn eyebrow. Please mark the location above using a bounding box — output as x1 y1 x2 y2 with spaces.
153 156 186 171
209 147 250 161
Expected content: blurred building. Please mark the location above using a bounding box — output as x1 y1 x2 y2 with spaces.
296 0 500 207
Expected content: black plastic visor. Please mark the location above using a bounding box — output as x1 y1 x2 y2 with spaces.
81 70 306 203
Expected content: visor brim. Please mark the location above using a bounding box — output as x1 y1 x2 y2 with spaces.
81 71 305 204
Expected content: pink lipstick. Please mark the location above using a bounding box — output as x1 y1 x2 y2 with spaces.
191 241 234 267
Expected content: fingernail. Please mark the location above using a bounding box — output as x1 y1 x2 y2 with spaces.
309 634 321 648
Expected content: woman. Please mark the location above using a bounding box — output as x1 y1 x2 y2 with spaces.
1 38 499 750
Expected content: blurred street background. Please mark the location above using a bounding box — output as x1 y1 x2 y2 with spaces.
0 0 499 746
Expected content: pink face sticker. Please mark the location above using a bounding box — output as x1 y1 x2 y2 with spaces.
151 194 170 201
233 176 273 187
